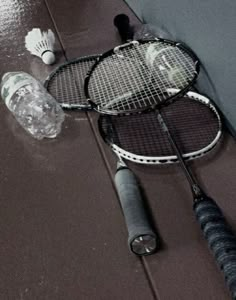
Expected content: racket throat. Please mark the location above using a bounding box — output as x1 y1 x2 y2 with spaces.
117 157 127 169
191 183 205 200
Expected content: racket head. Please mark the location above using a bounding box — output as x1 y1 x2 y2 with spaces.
85 39 200 115
98 90 222 164
44 55 100 110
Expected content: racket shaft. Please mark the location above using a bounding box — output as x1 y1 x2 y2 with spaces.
194 196 236 299
115 166 158 254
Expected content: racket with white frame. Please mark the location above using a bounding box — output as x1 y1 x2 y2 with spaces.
98 90 221 165
98 89 223 256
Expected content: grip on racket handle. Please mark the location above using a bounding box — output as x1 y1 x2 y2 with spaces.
113 14 134 43
194 197 236 299
115 165 158 256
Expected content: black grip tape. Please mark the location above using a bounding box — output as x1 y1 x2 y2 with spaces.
194 197 236 299
115 166 157 253
113 14 134 42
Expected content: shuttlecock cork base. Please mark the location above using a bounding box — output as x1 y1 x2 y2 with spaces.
25 28 56 65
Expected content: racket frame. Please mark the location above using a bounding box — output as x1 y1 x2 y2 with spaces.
84 39 200 115
98 89 222 165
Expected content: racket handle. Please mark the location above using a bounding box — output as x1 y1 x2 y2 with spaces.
113 14 134 43
115 165 158 256
194 197 236 299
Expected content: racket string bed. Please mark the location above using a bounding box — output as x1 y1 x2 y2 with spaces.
101 96 221 160
120 43 196 92
90 55 161 110
161 100 220 152
86 41 199 113
111 113 173 156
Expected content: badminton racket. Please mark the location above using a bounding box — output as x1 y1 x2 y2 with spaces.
85 39 236 298
98 89 223 256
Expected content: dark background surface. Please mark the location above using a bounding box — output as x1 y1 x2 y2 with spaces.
0 0 235 299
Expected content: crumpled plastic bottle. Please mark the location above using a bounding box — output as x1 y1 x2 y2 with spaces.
134 23 173 41
1 72 65 140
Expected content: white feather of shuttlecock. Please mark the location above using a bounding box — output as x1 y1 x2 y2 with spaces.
25 28 56 65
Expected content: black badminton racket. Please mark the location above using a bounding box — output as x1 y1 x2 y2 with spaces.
85 40 236 298
44 55 99 110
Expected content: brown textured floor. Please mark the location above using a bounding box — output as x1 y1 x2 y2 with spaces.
0 1 235 299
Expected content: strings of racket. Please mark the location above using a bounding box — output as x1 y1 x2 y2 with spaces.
85 41 199 113
99 97 220 159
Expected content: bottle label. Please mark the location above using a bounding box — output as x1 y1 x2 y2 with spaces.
1 74 35 109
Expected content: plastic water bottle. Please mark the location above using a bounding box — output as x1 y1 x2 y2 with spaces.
134 23 173 41
1 72 65 140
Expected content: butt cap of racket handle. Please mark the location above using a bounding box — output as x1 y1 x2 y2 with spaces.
115 166 158 256
194 196 236 299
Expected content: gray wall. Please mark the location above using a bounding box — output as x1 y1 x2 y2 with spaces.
125 0 236 135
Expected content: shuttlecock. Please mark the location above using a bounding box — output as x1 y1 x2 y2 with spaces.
25 28 56 65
